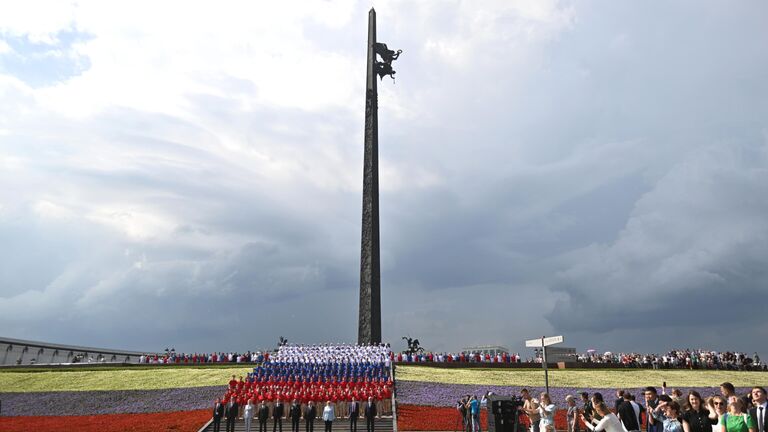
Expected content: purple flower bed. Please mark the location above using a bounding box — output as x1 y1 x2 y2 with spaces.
0 386 226 416
396 381 751 407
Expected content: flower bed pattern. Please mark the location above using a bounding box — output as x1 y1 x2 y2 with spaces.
0 409 211 432
398 404 573 431
1 386 224 416
396 380 744 408
0 367 252 392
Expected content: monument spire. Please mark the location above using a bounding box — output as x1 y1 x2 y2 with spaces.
358 8 400 345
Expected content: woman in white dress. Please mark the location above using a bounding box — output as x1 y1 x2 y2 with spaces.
581 402 625 432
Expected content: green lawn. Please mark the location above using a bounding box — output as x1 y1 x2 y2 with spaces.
0 366 253 392
396 366 768 388
2 365 765 393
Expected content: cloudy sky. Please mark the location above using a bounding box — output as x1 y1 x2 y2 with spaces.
1 0 767 356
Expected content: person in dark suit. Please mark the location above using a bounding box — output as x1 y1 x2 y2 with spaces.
212 398 225 432
305 401 317 432
616 392 641 432
349 398 360 432
226 398 239 432
274 399 285 432
749 387 767 432
290 399 302 432
259 401 271 432
365 397 377 432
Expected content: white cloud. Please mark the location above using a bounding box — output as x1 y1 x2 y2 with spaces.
0 39 12 54
1 1 767 355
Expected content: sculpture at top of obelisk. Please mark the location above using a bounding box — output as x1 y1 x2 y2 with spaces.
358 8 401 345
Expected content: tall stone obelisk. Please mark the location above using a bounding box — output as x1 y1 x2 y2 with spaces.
358 8 382 345
358 8 400 345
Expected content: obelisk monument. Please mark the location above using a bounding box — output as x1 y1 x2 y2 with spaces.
358 8 400 345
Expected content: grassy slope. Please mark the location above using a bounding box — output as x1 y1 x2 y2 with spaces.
3 365 766 393
396 366 768 388
0 366 253 392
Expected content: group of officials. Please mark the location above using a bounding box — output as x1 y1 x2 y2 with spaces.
211 397 380 432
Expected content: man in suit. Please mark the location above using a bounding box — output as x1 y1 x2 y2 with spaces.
349 397 360 432
274 399 285 432
305 401 317 432
365 397 377 432
290 399 302 432
259 401 271 432
212 398 225 432
750 387 767 432
226 398 239 432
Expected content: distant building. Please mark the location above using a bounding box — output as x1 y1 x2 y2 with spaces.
533 346 577 363
462 345 509 356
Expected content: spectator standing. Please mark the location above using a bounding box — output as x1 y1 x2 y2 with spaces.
470 395 481 432
539 393 555 432
707 397 728 432
720 383 750 411
682 391 718 432
523 389 542 432
305 401 317 432
748 387 767 432
646 388 663 432
259 401 270 432
582 402 624 432
365 396 378 432
458 396 470 432
651 400 683 432
349 397 360 432
618 392 642 432
591 393 605 422
323 401 336 432
274 399 285 432
566 395 580 432
212 398 225 432
720 399 756 432
290 399 302 432
244 399 256 432
226 398 239 432
616 391 626 412
581 393 595 425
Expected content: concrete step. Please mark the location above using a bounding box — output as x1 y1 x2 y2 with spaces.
202 417 394 432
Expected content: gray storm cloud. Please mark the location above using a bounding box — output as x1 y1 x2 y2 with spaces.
1 1 767 355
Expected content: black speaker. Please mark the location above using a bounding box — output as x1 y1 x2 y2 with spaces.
487 396 521 432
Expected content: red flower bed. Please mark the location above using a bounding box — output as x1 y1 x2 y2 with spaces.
0 409 210 432
398 404 570 431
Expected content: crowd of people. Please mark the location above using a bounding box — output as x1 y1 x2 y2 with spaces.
575 350 761 370
211 344 394 432
461 383 768 432
139 351 272 364
394 349 764 370
396 352 524 363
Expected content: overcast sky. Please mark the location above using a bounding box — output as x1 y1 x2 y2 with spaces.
1 1 767 356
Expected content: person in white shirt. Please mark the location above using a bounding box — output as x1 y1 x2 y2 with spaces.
322 401 335 432
539 393 556 432
244 399 256 432
582 402 625 432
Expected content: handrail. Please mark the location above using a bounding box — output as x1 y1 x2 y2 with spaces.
196 417 213 432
